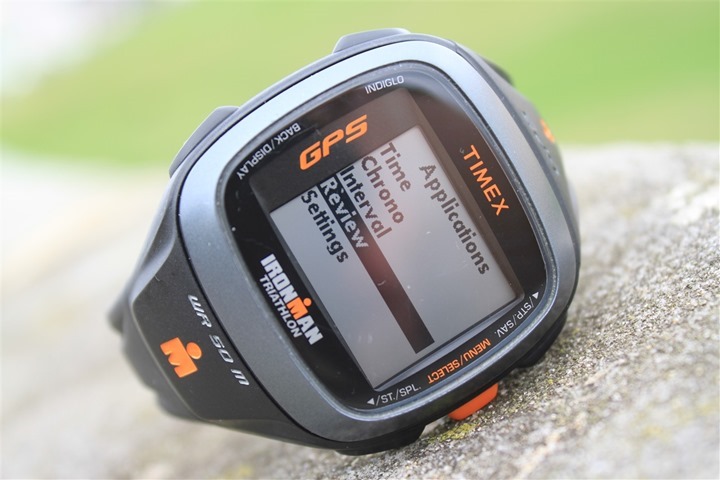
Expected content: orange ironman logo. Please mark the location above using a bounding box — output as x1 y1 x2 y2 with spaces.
160 337 203 378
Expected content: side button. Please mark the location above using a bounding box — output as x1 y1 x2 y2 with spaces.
448 383 499 421
169 106 237 176
333 28 409 53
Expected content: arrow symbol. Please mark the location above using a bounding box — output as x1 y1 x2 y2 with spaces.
367 397 375 406
532 292 539 300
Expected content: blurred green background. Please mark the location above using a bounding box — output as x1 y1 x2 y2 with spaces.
2 0 718 168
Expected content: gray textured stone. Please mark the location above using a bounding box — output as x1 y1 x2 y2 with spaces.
2 144 718 478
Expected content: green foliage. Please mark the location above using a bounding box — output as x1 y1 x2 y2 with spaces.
2 1 718 167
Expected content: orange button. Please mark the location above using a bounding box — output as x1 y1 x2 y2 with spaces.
448 383 499 421
540 118 556 144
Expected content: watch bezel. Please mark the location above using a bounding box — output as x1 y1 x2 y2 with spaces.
178 39 578 442
223 64 545 407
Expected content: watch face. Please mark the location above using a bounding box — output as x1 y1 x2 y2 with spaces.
224 63 545 408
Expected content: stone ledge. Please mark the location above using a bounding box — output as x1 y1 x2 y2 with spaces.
2 144 718 478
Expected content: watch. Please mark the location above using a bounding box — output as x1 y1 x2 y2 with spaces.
111 28 580 454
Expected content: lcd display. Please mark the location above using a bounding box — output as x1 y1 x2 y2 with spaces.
271 113 517 387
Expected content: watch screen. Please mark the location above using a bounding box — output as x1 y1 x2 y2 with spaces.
269 90 517 387
231 65 545 403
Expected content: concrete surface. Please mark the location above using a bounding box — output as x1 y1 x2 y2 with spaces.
1 144 718 479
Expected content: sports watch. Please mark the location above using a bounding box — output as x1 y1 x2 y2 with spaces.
111 29 580 454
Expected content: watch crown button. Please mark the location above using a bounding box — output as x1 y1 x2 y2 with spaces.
448 383 499 421
333 28 410 53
